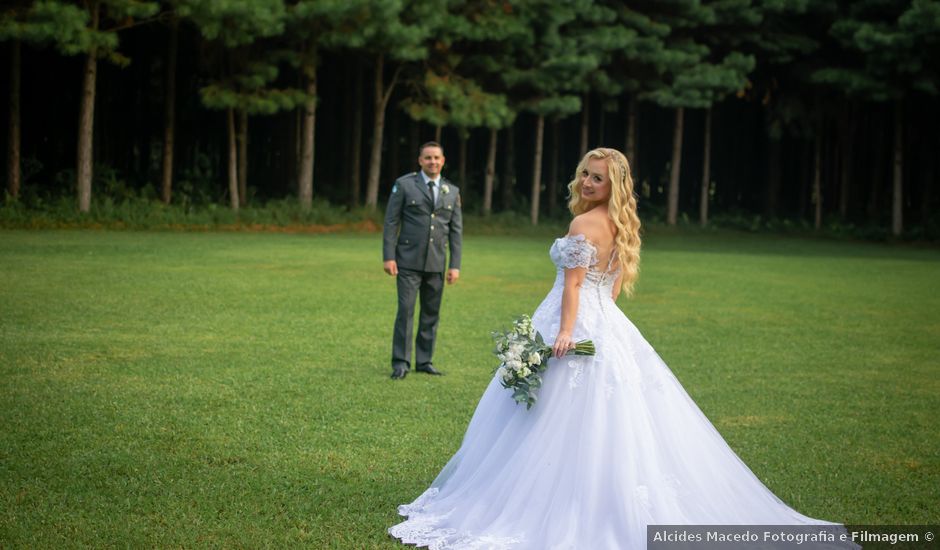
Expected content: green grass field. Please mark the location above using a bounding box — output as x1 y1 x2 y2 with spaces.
1 228 938 547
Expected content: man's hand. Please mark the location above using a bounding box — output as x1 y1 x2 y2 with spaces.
383 260 398 276
446 268 460 285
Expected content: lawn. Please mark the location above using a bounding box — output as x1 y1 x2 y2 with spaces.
1 228 938 547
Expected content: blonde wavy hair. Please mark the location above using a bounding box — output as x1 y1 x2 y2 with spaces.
566 147 642 296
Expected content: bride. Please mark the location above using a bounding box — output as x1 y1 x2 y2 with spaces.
389 148 845 549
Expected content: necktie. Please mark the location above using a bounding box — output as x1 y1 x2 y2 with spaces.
427 180 436 206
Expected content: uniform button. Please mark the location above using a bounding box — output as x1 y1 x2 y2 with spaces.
430 225 435 230
430 238 434 242
431 214 436 218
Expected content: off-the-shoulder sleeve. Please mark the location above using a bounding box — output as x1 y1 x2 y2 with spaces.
556 234 597 269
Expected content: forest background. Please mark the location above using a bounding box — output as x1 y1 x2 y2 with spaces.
1 0 939 239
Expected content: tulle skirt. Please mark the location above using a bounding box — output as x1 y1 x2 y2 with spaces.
389 291 842 549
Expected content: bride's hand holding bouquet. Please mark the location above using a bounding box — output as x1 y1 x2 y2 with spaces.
492 315 594 409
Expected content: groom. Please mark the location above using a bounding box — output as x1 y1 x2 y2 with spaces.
383 142 463 380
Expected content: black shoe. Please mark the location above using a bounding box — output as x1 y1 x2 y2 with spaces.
416 364 444 376
391 365 408 380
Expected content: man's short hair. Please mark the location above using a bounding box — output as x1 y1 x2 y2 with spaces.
419 141 445 157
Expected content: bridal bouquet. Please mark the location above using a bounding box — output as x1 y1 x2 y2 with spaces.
492 315 595 409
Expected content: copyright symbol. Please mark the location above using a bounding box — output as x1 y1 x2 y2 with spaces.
926 531 934 542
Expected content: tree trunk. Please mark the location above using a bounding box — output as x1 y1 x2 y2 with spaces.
458 131 467 186
409 118 419 163
921 129 934 225
891 99 903 236
625 96 637 176
294 95 302 195
597 101 605 146
799 139 811 218
299 67 317 209
868 109 885 219
548 118 559 215
158 22 178 204
813 129 823 230
666 107 684 226
365 54 396 209
530 114 545 225
388 108 399 181
699 107 711 227
766 137 782 217
483 127 497 215
227 107 239 210
349 60 363 207
502 123 515 211
76 1 100 213
237 110 248 206
579 93 589 157
7 39 21 200
838 103 855 218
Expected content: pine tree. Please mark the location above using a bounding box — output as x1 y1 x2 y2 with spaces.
181 0 303 210
483 0 608 225
160 18 178 205
281 1 376 210
635 2 755 226
692 0 763 226
329 0 445 210
400 1 525 214
748 1 822 219
1 0 159 211
812 0 940 236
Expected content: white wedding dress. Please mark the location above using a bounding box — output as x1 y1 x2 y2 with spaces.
389 235 844 549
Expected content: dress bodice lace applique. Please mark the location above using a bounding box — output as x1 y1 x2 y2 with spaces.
549 234 620 289
550 234 597 270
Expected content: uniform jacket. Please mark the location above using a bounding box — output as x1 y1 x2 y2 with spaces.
383 172 463 273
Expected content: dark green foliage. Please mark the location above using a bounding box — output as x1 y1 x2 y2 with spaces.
198 62 307 114
180 0 305 114
177 0 285 48
1 0 158 62
1 0 938 232
400 1 525 131
812 0 940 100
487 0 606 118
626 1 756 109
0 196 379 228
402 71 515 130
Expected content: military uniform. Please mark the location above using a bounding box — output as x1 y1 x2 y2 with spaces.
383 171 463 372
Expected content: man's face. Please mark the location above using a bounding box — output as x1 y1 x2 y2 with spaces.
418 146 445 179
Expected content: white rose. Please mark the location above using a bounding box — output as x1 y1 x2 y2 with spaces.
528 352 541 365
508 360 523 371
520 367 531 377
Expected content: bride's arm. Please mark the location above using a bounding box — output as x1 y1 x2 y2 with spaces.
553 218 594 358
553 265 587 358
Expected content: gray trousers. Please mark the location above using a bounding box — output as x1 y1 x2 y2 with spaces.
392 268 444 369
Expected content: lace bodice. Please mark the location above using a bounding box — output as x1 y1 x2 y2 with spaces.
549 234 620 290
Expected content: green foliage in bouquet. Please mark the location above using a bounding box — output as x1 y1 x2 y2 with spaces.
492 315 595 409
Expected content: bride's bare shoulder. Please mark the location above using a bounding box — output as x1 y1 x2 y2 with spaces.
567 213 607 244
